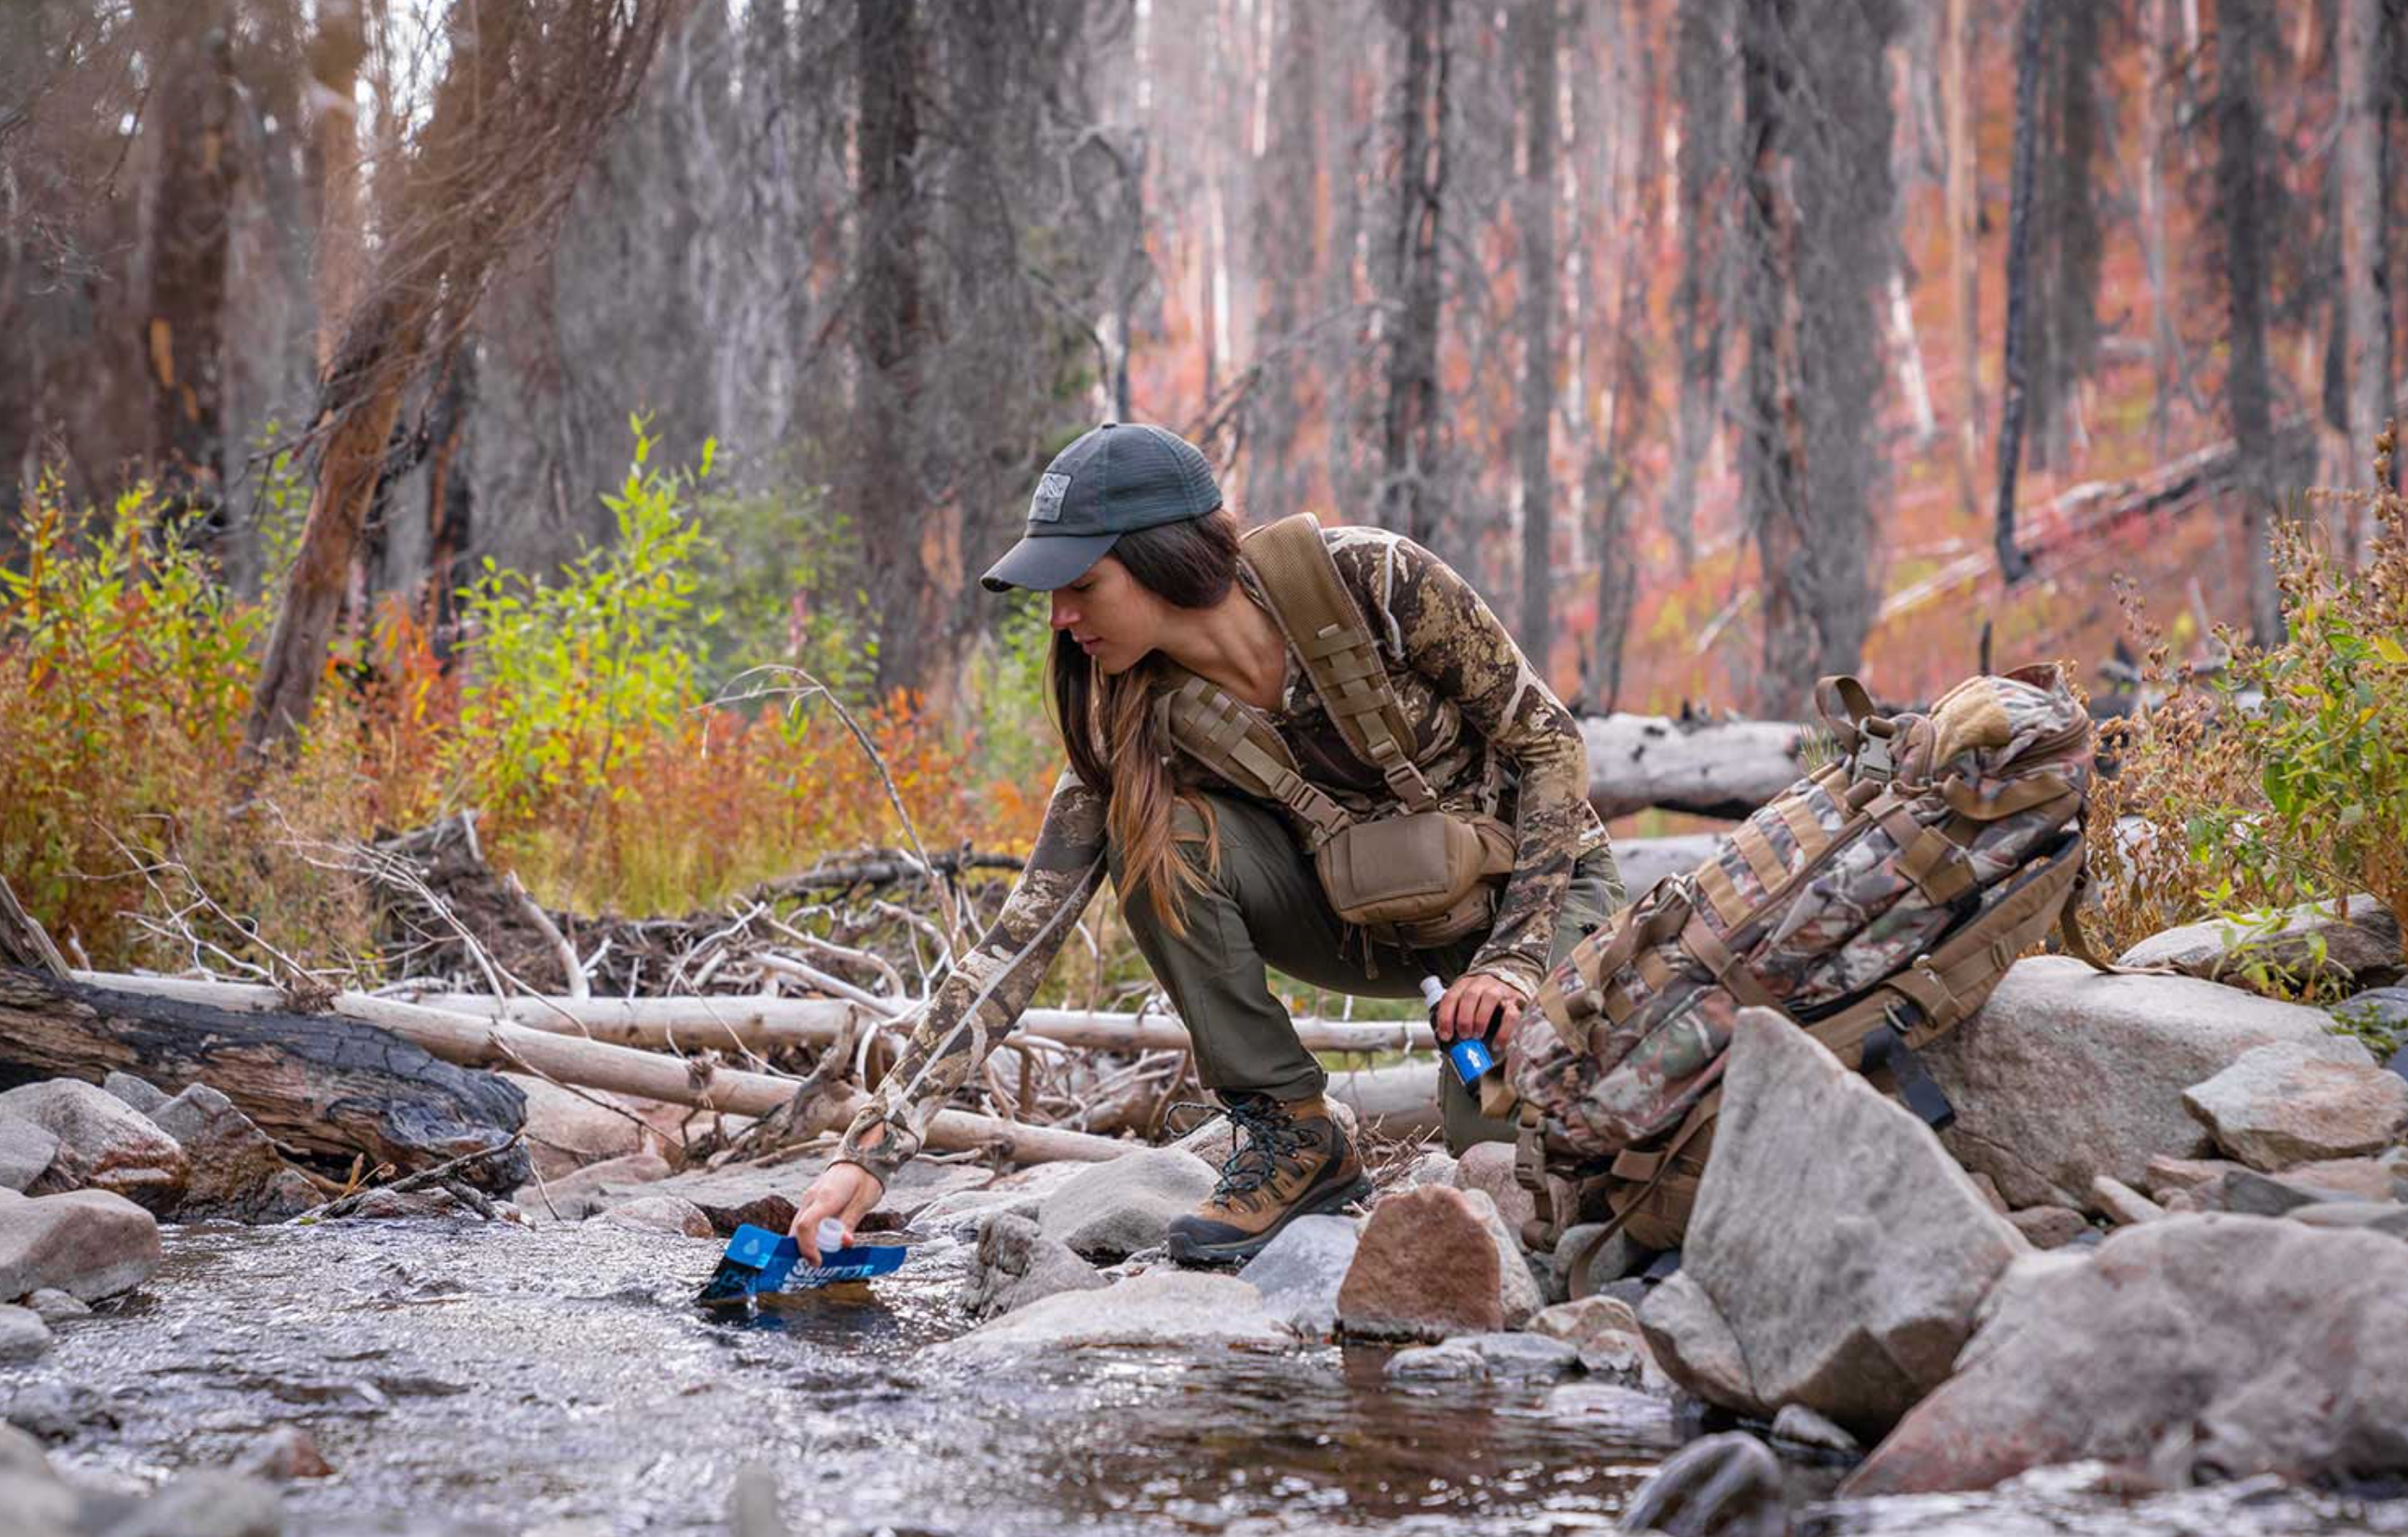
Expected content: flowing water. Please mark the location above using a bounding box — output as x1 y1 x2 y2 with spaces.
13 1219 2408 1537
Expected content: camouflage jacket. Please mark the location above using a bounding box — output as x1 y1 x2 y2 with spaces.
836 525 1610 1186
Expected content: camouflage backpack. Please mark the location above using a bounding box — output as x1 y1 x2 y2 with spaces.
1506 664 2114 1271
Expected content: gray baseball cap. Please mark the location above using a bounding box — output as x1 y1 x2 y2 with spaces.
981 422 1222 592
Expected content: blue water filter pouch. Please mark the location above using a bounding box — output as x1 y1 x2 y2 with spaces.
696 1222 909 1306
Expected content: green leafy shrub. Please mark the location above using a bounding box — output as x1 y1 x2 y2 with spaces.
2097 432 2408 981
453 420 722 824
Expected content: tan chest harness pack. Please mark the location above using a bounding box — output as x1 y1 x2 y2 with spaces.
1152 513 1515 950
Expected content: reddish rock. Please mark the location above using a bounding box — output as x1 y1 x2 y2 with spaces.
149 1086 315 1223
236 1426 335 1481
2005 1206 2090 1249
1336 1186 1503 1342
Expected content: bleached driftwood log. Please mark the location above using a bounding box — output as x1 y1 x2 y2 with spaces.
393 992 1447 1057
1583 713 1807 822
78 974 1133 1165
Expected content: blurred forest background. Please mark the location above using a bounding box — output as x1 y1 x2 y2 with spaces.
3 0 2405 977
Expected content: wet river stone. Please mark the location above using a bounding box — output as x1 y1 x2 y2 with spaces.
1235 1212 1359 1339
0 1187 161 1302
961 1211 1106 1320
934 1267 1288 1363
1034 1146 1219 1260
1847 1213 2408 1495
0 1081 187 1213
0 1303 51 1364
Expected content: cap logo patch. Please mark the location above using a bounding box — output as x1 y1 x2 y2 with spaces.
1029 472 1071 523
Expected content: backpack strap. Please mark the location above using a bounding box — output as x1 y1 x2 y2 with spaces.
1155 669 1353 846
1240 514 1439 813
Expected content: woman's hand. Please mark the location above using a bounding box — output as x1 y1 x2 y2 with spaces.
789 1162 885 1263
1432 972 1528 1048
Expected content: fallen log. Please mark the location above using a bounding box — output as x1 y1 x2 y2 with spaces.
1584 713 1807 822
393 992 1446 1058
80 974 1132 1166
1326 1061 1446 1141
0 966 533 1188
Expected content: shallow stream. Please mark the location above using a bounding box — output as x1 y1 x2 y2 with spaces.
14 1219 2408 1537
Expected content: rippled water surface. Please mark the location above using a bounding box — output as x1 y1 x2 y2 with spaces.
17 1220 2408 1537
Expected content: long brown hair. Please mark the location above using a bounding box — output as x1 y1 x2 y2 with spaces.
1050 507 1244 935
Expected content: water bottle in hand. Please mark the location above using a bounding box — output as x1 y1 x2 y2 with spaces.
1424 975 1496 1087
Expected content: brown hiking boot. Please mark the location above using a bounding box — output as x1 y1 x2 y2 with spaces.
1166 1092 1371 1266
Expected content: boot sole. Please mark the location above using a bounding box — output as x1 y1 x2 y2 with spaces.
1165 1170 1375 1267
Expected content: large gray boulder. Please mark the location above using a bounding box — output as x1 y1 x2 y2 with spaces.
1923 956 2374 1208
2180 1042 2408 1170
934 1269 1289 1364
2119 894 2402 992
0 1118 60 1194
148 1085 319 1223
961 1212 1106 1321
1235 1213 1359 1339
1847 1214 2408 1495
1034 1146 1218 1260
1638 1010 2026 1440
0 1187 161 1302
0 1080 187 1213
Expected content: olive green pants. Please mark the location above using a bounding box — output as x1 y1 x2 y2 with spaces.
1111 792 1623 1153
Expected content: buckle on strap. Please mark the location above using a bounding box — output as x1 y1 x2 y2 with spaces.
1862 1011 1956 1130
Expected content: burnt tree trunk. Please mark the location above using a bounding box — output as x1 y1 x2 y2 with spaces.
1379 0 1451 549
1992 0 2045 585
306 0 367 373
138 0 242 547
1666 0 1734 569
1737 0 1811 711
2218 0 2282 644
422 339 476 661
2340 0 2397 535
0 970 527 1192
853 0 943 700
1513 0 1558 664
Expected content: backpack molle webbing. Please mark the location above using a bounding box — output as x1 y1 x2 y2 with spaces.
1509 664 2117 1275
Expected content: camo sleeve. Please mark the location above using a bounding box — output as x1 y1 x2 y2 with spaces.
1377 536 1594 998
834 766 1108 1188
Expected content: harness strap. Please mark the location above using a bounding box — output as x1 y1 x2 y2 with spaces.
1239 514 1441 812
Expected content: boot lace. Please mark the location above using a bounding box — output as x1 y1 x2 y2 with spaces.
1202 1094 1311 1201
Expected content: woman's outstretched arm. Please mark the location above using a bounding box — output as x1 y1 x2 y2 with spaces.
826 767 1110 1189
